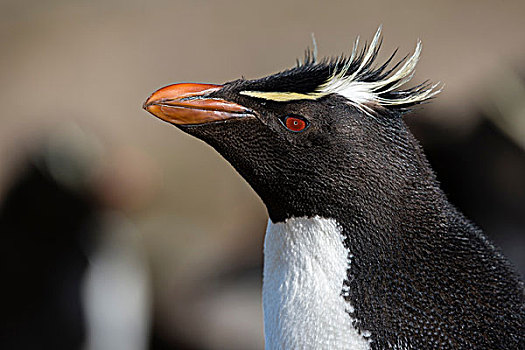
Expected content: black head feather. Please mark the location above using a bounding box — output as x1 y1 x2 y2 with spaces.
233 27 441 115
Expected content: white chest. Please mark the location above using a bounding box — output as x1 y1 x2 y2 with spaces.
262 216 370 350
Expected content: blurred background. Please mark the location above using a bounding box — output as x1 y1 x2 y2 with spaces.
1 1 524 349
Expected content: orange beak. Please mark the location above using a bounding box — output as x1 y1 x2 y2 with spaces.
143 83 253 125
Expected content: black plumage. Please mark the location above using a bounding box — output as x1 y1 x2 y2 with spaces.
145 30 525 348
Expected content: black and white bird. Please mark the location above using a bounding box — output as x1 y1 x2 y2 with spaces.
144 28 525 349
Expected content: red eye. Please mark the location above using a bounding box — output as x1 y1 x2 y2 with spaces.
284 116 308 132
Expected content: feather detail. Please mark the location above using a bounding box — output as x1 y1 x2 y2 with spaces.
240 27 442 114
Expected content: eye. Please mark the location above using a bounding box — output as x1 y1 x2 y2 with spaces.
280 115 309 132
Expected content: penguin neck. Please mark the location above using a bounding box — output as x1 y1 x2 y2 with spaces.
262 216 371 350
261 122 447 228
260 132 452 349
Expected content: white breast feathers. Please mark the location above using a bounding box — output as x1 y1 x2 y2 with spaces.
262 216 370 350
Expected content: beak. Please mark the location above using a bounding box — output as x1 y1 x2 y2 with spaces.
143 83 253 125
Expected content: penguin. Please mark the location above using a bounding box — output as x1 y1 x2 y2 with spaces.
144 28 525 349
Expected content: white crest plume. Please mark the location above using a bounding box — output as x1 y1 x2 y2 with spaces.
314 26 441 114
240 26 442 115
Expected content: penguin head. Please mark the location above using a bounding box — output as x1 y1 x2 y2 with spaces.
144 29 440 222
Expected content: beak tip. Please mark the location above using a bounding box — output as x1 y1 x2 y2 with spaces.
142 91 156 111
